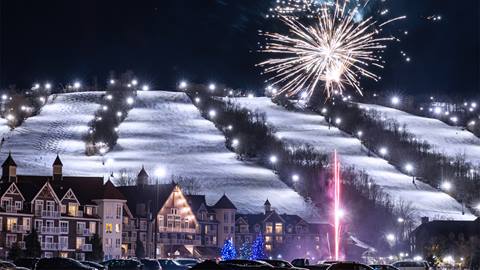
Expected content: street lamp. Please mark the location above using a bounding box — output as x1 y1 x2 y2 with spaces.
391 96 400 105
142 85 150 91
73 81 81 89
208 110 216 118
441 181 452 191
405 163 415 184
179 80 188 89
45 83 52 90
292 174 299 182
386 233 395 242
208 83 216 91
269 155 277 164
379 147 388 157
231 138 239 148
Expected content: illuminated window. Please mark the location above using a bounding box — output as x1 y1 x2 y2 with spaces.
7 217 17 231
115 223 120 233
76 237 85 249
89 222 96 234
116 205 122 219
68 203 77 216
275 223 283 234
265 223 273 234
105 223 113 233
85 207 92 216
265 244 272 251
265 236 272 243
275 236 283 243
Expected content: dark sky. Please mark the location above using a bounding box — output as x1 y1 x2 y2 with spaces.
0 0 479 96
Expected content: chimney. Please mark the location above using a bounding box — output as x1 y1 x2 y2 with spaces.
421 216 429 224
137 166 149 186
53 154 63 181
264 199 271 214
2 152 17 183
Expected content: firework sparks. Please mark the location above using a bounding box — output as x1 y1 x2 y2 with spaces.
258 1 404 100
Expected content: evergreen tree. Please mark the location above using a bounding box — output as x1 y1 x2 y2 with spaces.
250 234 266 260
8 242 24 261
135 238 145 259
87 233 104 262
25 229 41 258
239 241 252 259
220 239 237 260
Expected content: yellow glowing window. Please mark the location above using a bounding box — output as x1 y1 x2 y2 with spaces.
105 223 113 233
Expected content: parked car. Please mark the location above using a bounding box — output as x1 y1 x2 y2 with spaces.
291 259 331 270
326 262 373 270
219 260 274 270
81 261 107 270
140 259 162 270
173 259 199 267
262 259 308 270
189 260 222 270
101 259 143 270
370 264 400 270
14 258 39 270
35 258 96 270
0 261 16 270
392 261 428 270
158 259 189 270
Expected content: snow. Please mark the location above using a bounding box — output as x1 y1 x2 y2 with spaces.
234 97 476 222
1 92 104 175
102 91 318 220
358 103 480 167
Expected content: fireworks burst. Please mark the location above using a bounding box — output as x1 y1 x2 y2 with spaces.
258 1 405 100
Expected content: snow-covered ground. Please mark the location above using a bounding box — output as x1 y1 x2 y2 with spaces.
358 103 480 167
234 97 476 222
0 92 104 175
100 91 318 219
0 90 317 219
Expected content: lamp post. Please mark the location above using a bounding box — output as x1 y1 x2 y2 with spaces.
405 163 415 184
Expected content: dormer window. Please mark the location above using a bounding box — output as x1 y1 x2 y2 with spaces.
85 207 92 216
68 203 77 216
14 201 22 211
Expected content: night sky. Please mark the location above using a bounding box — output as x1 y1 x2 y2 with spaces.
0 0 478 96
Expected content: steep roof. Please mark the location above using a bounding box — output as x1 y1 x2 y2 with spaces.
138 166 148 178
102 180 126 200
264 199 271 206
186 194 216 214
2 153 16 167
213 194 236 209
117 183 176 218
53 155 63 166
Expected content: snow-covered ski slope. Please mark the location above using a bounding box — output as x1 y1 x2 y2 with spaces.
1 92 104 175
234 97 476 221
358 103 480 166
102 91 318 219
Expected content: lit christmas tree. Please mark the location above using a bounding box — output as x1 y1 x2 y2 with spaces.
250 234 266 260
239 241 252 259
220 238 237 260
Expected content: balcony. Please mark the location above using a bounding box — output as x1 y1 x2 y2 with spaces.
41 242 58 250
77 228 91 236
80 244 92 252
157 237 201 246
58 243 69 251
4 205 18 213
40 226 61 234
10 224 29 233
36 210 61 218
159 226 197 234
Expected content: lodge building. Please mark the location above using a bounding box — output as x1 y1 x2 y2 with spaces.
0 154 333 260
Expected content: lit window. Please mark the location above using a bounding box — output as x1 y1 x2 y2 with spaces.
115 223 120 233
105 223 113 233
68 203 77 216
275 223 283 234
265 223 273 234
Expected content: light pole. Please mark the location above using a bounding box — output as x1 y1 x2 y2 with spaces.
405 163 415 184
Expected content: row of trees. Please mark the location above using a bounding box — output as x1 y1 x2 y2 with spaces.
220 235 266 260
187 87 407 254
317 100 480 213
84 72 137 156
7 230 104 261
360 92 480 138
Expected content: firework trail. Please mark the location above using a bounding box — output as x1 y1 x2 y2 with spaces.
259 0 405 100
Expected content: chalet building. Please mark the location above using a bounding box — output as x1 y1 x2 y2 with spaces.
0 154 126 260
119 169 234 259
410 217 480 258
235 200 334 259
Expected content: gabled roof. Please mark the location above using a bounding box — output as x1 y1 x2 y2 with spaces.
102 180 126 200
117 183 176 218
53 155 63 166
264 210 285 223
213 194 236 209
138 166 148 178
2 153 16 167
264 199 271 206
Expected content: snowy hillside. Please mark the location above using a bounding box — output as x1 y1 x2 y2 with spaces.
0 91 318 220
101 91 319 219
234 97 476 222
1 92 104 175
359 103 480 166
